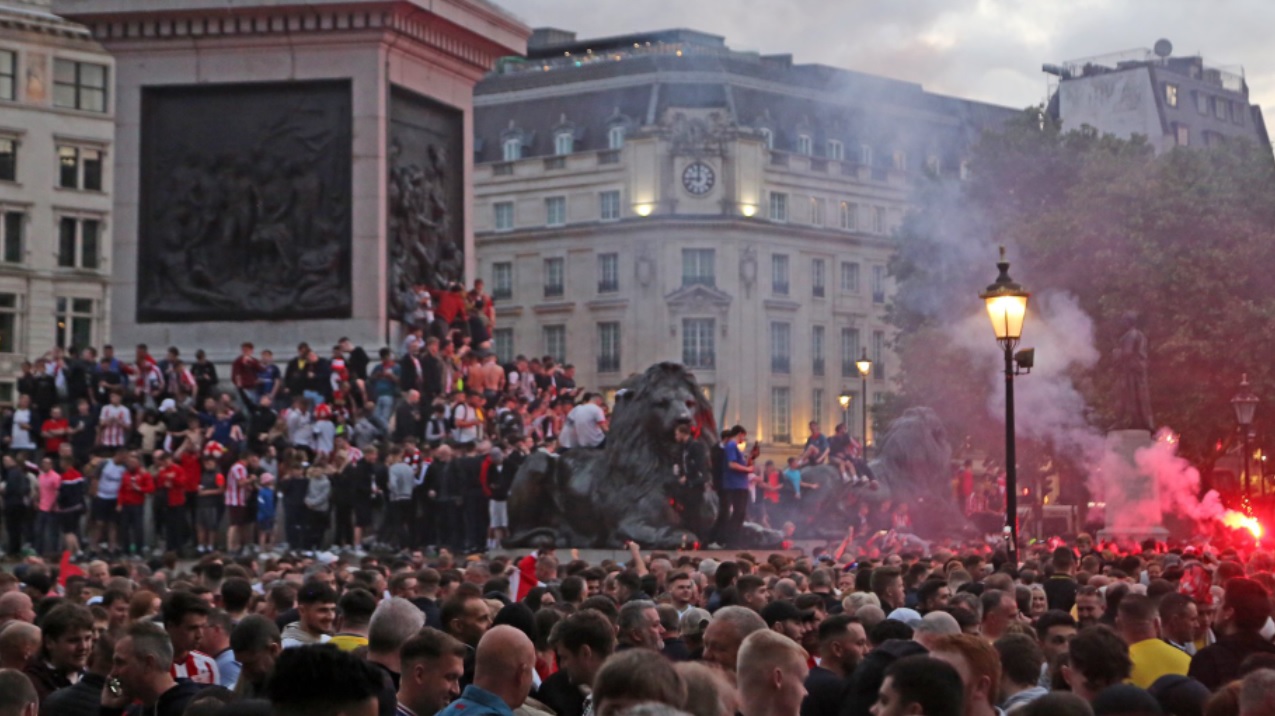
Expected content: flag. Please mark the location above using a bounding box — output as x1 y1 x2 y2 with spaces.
58 551 84 587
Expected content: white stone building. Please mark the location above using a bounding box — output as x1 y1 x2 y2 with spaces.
0 0 113 398
474 29 1017 447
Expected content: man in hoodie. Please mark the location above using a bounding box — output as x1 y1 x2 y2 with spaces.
281 581 337 648
100 622 206 716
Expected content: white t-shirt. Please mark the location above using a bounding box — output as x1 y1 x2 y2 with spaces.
452 404 478 443
566 403 607 447
10 408 34 450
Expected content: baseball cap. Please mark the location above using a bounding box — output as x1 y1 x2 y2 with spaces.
679 607 711 637
886 608 923 628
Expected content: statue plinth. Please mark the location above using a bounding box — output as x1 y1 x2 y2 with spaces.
1097 430 1169 543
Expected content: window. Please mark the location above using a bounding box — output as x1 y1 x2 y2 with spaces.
682 249 715 287
873 206 886 234
1175 124 1190 147
59 146 102 191
0 138 15 182
812 259 826 298
546 196 566 226
839 202 857 231
959 160 970 181
0 293 17 353
493 201 514 231
1195 92 1208 115
1235 103 1246 126
683 318 716 369
797 134 813 155
598 253 619 293
769 192 788 222
598 322 621 373
892 149 907 171
491 262 513 300
544 325 566 363
554 131 574 156
872 265 886 303
841 327 860 377
502 137 521 162
812 389 824 426
53 59 107 112
544 257 564 298
3 211 23 264
1214 98 1227 120
873 330 886 381
599 190 621 221
810 198 825 226
926 154 941 174
759 127 774 149
770 322 791 374
56 297 94 350
771 387 791 443
771 254 789 295
493 328 514 364
812 325 825 376
57 217 100 269
608 125 625 150
840 261 860 292
0 50 14 101
827 140 844 161
1164 83 1178 108
859 144 873 166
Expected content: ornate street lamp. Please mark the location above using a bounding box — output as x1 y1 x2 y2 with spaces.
1232 374 1259 500
856 349 872 454
838 389 852 437
980 247 1031 567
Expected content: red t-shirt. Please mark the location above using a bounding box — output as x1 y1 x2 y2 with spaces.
117 469 155 507
180 453 202 494
158 465 187 507
41 418 69 453
232 355 261 389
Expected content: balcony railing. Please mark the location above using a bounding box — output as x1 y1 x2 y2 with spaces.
544 284 564 299
492 287 512 301
682 275 716 288
813 358 825 376
809 158 828 173
773 282 789 296
770 152 789 167
598 280 619 293
598 355 621 373
493 162 514 176
598 150 621 165
684 352 716 370
544 157 566 170
771 356 790 374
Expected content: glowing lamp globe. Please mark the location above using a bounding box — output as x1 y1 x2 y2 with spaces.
980 246 1030 344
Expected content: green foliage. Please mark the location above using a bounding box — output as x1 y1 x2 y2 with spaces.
888 108 1275 478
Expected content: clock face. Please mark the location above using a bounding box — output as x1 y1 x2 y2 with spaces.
682 161 716 196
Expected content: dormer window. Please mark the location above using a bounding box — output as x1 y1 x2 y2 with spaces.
797 134 813 156
759 127 774 150
608 125 625 150
827 140 844 161
502 137 521 162
859 144 873 167
554 131 574 156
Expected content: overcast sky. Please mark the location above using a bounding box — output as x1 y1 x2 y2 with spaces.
506 1 1274 133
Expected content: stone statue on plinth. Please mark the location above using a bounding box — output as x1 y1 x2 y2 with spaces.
1112 312 1154 433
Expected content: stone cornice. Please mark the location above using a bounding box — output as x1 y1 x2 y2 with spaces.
0 7 94 40
54 0 528 72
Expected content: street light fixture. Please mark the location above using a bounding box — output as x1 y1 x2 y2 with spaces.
980 246 1031 568
1231 373 1259 500
838 389 852 437
856 349 872 454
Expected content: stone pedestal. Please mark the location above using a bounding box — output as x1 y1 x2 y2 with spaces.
54 0 529 360
1097 429 1169 542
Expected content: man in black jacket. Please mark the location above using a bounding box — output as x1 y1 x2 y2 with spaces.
1188 577 1275 690
43 629 114 716
537 610 614 716
418 446 452 549
393 391 423 444
99 622 205 716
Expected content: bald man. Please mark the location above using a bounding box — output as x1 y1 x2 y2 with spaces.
0 668 38 716
0 624 40 671
738 630 809 716
438 625 536 716
0 593 35 629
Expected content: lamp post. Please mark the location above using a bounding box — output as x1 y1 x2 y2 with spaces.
838 390 852 437
980 247 1030 568
856 349 873 453
1232 374 1258 501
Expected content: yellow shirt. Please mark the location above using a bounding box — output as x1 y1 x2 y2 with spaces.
328 633 369 652
1127 638 1191 689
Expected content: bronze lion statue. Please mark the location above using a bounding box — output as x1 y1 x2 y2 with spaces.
504 362 720 548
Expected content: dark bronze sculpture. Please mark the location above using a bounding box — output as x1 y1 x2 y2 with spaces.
504 363 768 548
1112 312 1155 432
138 81 352 322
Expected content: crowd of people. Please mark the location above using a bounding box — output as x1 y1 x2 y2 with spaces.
0 535 1271 716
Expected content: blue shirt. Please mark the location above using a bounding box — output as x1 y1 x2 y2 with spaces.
437 685 516 716
723 442 751 491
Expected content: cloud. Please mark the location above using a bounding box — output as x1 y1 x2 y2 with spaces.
506 0 1275 138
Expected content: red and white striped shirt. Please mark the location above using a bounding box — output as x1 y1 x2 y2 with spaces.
97 404 132 447
225 462 251 507
171 650 219 685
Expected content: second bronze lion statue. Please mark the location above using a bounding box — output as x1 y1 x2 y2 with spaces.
504 362 718 548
